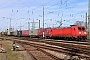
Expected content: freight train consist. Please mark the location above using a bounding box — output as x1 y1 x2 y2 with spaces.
1 25 87 41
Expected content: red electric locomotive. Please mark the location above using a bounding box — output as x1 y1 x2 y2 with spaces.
50 25 87 41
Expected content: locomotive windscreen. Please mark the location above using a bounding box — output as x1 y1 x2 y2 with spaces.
78 27 85 30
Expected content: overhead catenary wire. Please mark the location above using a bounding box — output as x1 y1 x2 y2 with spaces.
0 0 84 19
2 0 85 21
0 0 12 7
12 0 76 20
13 0 55 19
17 0 66 18
12 0 86 27
0 0 87 31
0 0 18 9
36 0 81 19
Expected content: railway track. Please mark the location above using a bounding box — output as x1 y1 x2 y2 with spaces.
16 40 62 60
15 39 90 60
37 39 90 58
0 36 90 60
17 37 90 45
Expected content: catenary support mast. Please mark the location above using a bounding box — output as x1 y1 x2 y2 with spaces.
88 0 90 39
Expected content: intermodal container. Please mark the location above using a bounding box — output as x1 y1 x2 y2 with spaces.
38 28 43 36
30 29 38 36
45 28 52 36
13 30 18 36
38 28 52 37
10 32 14 35
22 30 29 36
18 31 22 36
7 28 14 35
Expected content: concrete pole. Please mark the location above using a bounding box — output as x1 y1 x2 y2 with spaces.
43 5 45 39
10 18 11 28
86 12 88 31
28 22 31 38
28 22 30 35
39 20 40 29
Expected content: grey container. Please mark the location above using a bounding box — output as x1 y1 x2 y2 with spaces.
13 30 18 36
30 29 38 37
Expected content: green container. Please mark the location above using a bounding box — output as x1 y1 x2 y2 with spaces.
10 32 13 35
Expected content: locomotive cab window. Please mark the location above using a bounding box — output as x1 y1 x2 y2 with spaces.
78 27 81 30
82 28 85 30
78 27 85 30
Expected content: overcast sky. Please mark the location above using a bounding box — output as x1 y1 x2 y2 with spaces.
0 0 88 31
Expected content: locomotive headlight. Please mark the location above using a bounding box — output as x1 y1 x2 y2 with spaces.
79 32 81 34
84 32 86 34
